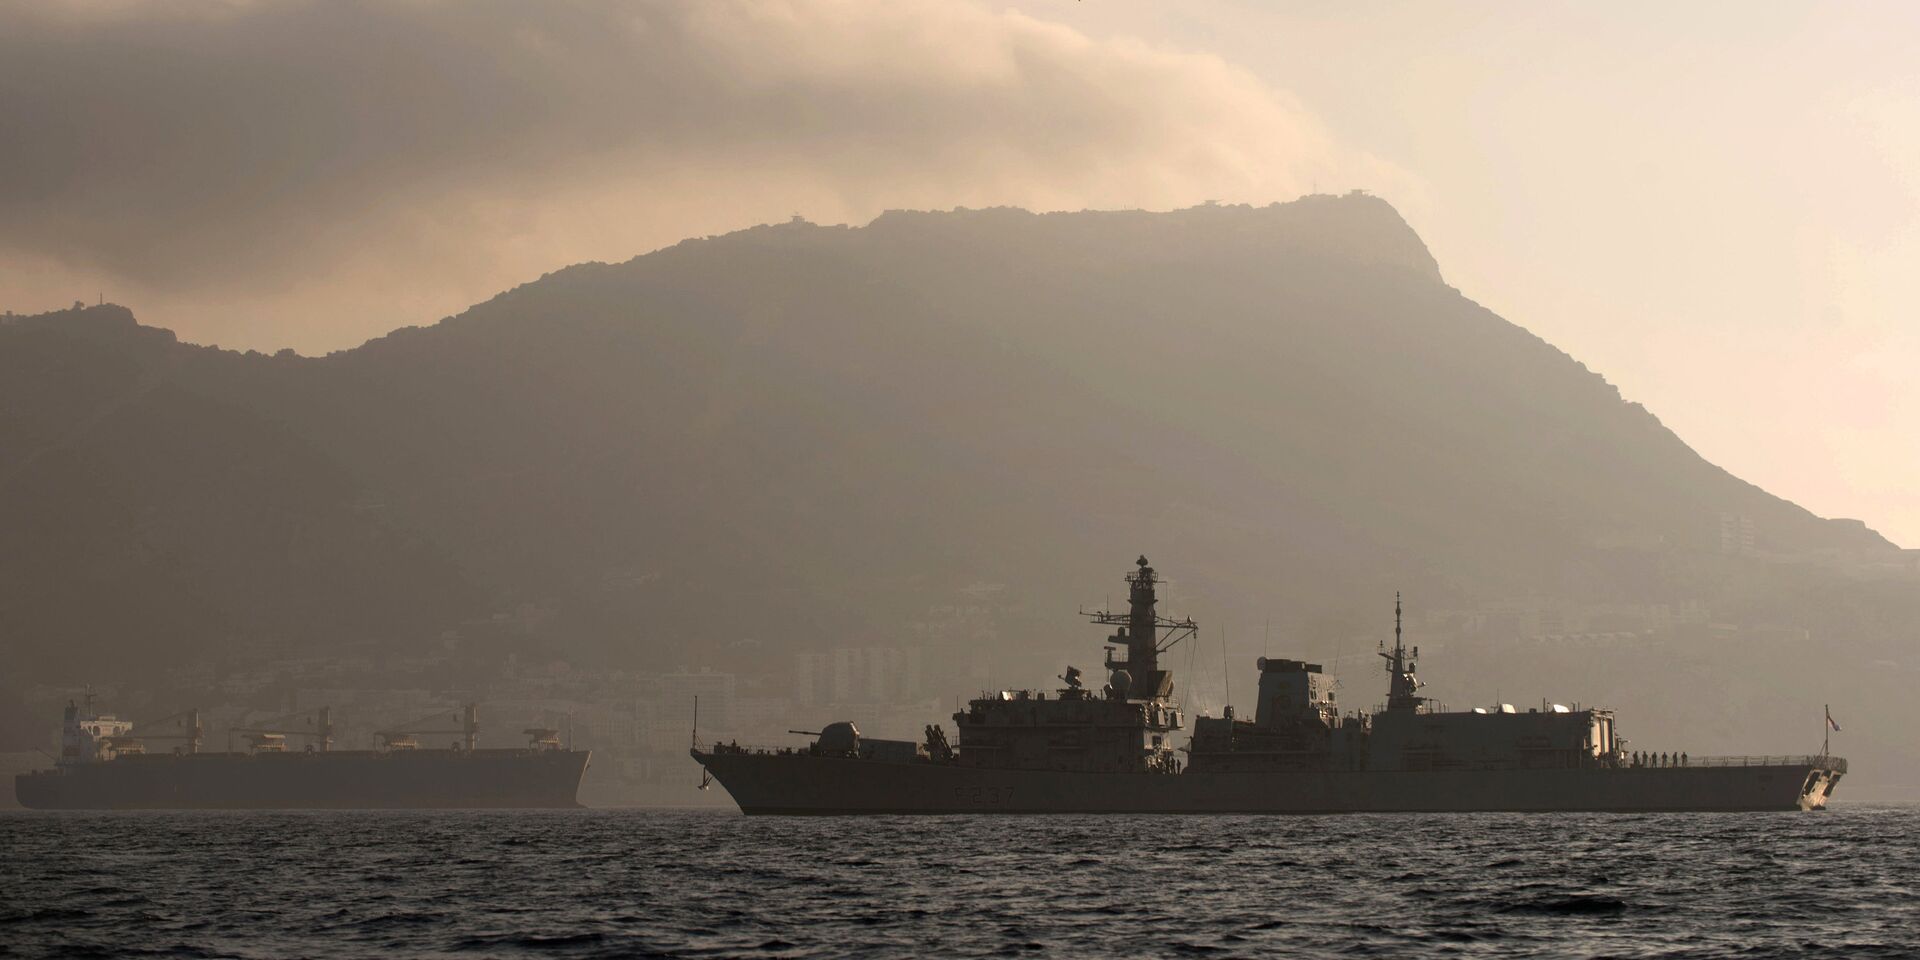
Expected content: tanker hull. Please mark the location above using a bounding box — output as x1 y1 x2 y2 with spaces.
694 750 1842 815
16 749 591 810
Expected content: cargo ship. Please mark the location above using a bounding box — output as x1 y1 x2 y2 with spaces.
693 556 1846 814
16 700 590 809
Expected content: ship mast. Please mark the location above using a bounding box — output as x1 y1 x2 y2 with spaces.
1379 591 1425 711
1083 556 1197 701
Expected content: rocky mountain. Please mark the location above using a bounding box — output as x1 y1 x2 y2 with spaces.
3 195 1910 790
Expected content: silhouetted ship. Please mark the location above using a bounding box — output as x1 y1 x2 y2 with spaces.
16 701 589 809
694 557 1846 814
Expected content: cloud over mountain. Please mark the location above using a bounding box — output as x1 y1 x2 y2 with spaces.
0 0 1405 350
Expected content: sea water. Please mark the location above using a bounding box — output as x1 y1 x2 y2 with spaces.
1 806 1914 958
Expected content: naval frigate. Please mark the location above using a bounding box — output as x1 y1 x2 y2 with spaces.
692 557 1846 814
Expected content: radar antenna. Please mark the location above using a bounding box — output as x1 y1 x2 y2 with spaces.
1079 556 1197 702
1378 591 1426 711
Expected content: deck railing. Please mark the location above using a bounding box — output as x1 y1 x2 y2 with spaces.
698 741 1849 774
700 741 826 757
1679 754 1846 772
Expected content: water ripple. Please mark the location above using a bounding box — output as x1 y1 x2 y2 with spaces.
0 807 1915 958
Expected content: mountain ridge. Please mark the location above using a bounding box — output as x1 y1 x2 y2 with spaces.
0 194 1899 687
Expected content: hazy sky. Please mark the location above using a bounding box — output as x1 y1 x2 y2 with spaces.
1 1 1914 546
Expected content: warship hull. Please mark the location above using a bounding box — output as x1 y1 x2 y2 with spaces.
692 557 1850 815
16 749 591 810
693 750 1843 815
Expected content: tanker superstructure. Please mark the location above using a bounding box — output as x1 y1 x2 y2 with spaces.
693 557 1846 814
16 700 590 809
